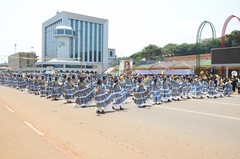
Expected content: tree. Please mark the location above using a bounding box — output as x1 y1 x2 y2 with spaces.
128 30 239 59
135 61 140 66
174 43 190 56
141 44 161 60
227 30 240 47
210 38 221 49
188 43 197 55
129 51 142 60
162 43 177 55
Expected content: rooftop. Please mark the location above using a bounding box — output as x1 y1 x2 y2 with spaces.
56 26 73 30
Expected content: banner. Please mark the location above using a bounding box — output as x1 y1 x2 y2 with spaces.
134 69 194 75
119 60 132 75
167 69 193 75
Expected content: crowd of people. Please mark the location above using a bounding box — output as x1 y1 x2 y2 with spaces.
0 72 239 114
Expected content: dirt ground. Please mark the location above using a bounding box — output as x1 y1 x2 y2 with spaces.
0 86 240 159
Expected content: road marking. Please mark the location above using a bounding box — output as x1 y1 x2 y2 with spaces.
156 105 240 121
5 106 14 113
24 121 45 136
192 100 240 107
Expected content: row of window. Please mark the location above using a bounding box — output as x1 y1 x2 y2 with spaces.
36 64 93 69
70 19 103 63
55 29 75 36
45 20 61 57
19 60 30 64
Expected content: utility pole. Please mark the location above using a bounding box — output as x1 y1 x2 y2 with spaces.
14 44 17 71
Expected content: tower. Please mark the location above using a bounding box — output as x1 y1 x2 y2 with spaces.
54 26 75 60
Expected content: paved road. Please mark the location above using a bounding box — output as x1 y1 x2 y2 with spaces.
0 86 240 159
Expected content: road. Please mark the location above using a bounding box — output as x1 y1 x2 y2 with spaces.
0 85 240 159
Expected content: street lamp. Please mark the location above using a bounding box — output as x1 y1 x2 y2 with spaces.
76 29 82 74
76 30 80 61
14 44 17 71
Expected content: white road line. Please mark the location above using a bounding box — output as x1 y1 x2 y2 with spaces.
191 100 240 107
156 105 240 121
24 121 45 136
5 106 14 113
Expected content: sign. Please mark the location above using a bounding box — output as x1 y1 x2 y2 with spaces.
134 69 193 75
231 70 238 77
211 47 240 65
58 41 65 48
167 70 193 75
119 60 132 75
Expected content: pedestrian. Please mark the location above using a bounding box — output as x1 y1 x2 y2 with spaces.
94 78 113 113
111 79 127 110
75 76 94 108
150 78 162 105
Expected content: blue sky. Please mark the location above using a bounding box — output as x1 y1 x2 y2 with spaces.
0 0 240 63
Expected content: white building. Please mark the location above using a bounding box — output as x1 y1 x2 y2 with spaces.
39 11 115 73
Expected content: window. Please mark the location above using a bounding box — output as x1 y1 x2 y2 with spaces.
57 29 64 34
70 39 73 58
65 65 80 68
85 22 88 62
65 29 72 35
94 23 97 62
36 65 42 68
98 24 102 62
80 21 83 61
110 51 113 57
43 64 63 68
86 65 93 69
89 23 92 62
94 51 97 62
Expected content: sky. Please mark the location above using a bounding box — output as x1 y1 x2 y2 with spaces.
0 0 240 63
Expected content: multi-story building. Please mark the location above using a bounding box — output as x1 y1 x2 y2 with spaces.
8 52 37 71
108 48 116 66
39 11 115 73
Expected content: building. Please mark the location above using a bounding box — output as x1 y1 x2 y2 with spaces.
0 63 8 72
135 50 240 77
35 59 97 73
39 11 115 73
8 52 37 71
108 48 116 66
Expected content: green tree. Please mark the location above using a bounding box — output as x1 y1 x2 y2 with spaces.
174 43 190 56
128 30 239 59
141 44 162 60
129 51 142 60
162 43 177 56
227 30 240 47
135 61 140 66
211 38 221 48
188 43 197 55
